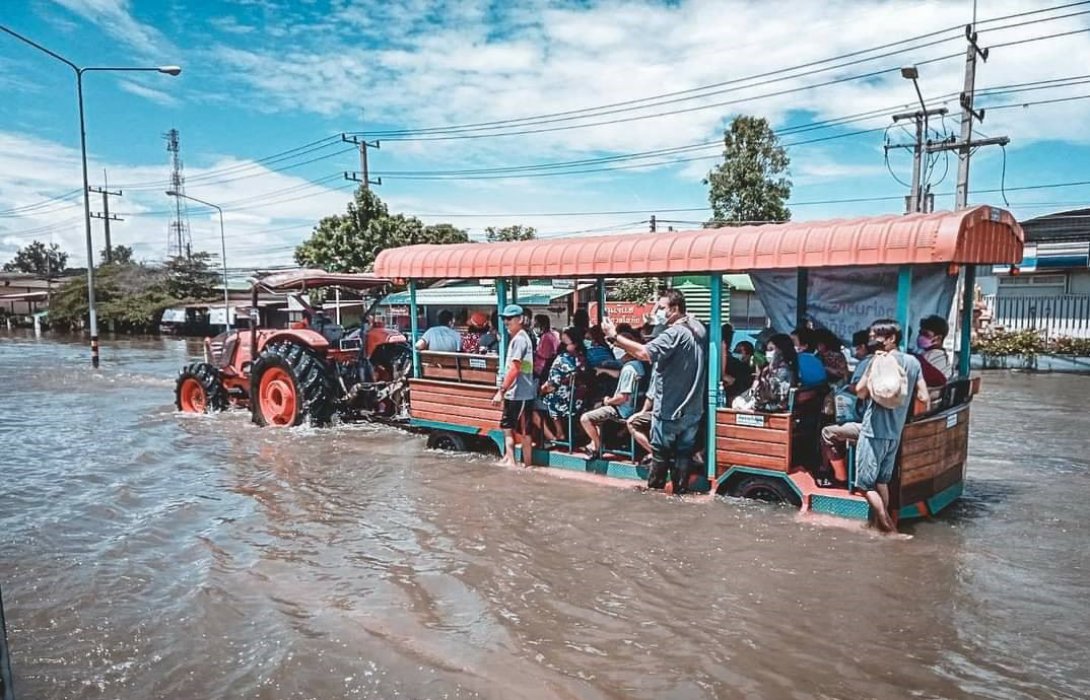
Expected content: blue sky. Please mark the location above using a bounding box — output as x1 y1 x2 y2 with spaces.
2 0 1090 268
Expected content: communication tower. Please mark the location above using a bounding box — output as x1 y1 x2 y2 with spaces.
164 128 192 258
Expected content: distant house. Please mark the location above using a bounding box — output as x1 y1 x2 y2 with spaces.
980 208 1090 337
0 272 77 319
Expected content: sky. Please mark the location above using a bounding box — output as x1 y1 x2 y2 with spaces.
2 0 1090 270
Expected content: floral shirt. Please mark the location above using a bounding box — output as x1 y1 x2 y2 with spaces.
819 349 850 384
754 360 796 412
540 351 585 419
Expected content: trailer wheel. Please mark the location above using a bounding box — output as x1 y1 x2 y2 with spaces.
175 362 227 414
427 431 467 452
729 475 800 506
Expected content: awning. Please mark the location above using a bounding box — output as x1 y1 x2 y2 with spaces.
381 282 589 308
256 269 390 291
374 206 1024 280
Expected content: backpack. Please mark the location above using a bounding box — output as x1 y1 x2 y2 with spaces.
867 351 908 409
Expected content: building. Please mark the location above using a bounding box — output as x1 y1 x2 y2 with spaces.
0 272 78 321
980 208 1090 337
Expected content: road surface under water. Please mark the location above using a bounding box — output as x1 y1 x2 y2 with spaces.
1 333 1088 699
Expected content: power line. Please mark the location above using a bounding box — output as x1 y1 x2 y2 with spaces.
360 2 1090 139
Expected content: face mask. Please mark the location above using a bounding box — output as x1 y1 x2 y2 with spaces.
766 349 777 362
916 335 933 351
652 308 668 326
532 327 543 337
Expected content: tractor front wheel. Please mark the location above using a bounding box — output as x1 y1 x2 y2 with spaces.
175 362 227 414
250 342 335 427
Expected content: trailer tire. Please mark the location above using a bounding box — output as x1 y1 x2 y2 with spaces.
729 475 800 507
427 431 467 452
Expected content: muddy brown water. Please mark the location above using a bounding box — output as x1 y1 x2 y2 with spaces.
1 333 1088 699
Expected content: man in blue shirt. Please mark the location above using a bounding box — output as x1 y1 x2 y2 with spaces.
818 330 875 487
603 288 706 494
855 319 930 532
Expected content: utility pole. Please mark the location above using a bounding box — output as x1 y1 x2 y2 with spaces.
89 169 122 263
887 107 948 213
649 214 657 233
927 24 1009 209
342 133 382 189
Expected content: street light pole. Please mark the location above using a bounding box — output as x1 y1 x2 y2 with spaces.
1 24 180 368
166 191 230 331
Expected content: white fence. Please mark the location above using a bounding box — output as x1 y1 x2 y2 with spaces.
984 294 1090 338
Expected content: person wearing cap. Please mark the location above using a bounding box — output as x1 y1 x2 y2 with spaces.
491 304 536 467
461 311 489 354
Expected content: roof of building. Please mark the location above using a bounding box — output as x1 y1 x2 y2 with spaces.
1019 208 1090 244
374 206 1023 280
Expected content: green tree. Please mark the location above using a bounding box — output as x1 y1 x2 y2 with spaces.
609 277 661 303
163 251 218 301
3 240 68 276
484 224 536 242
49 262 172 333
100 244 134 265
294 187 469 272
704 115 791 225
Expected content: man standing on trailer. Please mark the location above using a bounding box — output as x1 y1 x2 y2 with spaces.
492 304 536 468
854 319 930 532
603 288 706 494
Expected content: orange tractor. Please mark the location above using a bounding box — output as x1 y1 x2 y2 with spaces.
174 269 411 427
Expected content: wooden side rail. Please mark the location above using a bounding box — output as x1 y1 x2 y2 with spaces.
417 350 499 385
897 402 971 506
409 378 502 431
714 387 829 478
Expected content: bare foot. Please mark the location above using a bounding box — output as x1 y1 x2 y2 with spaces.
496 458 517 468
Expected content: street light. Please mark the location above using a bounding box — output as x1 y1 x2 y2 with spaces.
165 191 230 331
901 65 928 214
0 24 181 368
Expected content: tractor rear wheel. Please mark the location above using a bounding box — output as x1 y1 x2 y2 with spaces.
175 362 227 414
250 342 336 427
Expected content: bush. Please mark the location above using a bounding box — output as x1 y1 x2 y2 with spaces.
973 329 1090 356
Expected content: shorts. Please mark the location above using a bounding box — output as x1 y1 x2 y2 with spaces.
650 412 702 459
582 404 622 426
854 434 899 490
626 412 651 432
500 399 531 431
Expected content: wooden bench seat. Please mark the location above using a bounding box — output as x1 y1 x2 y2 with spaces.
417 350 499 385
714 387 828 478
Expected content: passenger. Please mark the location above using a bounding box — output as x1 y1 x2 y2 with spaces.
721 324 754 403
461 312 489 354
579 330 646 458
813 328 850 384
854 318 930 532
818 330 876 488
477 311 501 354
416 309 462 352
915 315 955 395
585 325 619 370
732 334 798 412
791 326 828 387
603 288 707 495
532 314 560 378
491 304 537 468
625 395 655 464
534 326 587 444
572 308 591 334
733 340 756 368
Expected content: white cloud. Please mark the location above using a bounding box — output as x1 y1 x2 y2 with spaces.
209 0 1090 167
117 79 179 107
48 0 177 58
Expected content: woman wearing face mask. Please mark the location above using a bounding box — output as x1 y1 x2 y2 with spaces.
534 327 587 443
914 315 955 401
732 333 798 412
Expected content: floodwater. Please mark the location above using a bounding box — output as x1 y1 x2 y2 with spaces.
1 333 1088 700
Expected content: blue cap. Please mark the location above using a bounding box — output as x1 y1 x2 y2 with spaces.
499 303 524 318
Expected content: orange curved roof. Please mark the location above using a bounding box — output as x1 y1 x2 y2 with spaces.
374 206 1023 280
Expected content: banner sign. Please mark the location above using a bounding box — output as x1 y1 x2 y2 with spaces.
587 301 656 326
750 264 957 343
